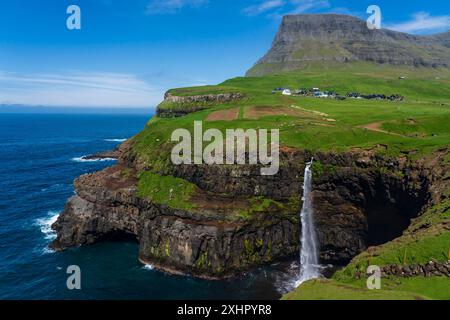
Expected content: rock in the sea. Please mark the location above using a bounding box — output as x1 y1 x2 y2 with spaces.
81 149 120 161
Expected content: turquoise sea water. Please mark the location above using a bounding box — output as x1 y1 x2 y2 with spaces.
0 113 298 300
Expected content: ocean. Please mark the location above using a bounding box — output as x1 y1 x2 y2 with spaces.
0 112 299 300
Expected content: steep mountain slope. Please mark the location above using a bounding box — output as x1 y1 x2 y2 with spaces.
247 14 450 76
431 31 450 48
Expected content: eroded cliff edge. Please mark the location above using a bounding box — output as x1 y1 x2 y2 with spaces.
51 140 447 279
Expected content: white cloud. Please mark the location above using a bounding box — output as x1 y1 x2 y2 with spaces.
288 0 330 14
387 12 450 34
243 0 285 16
0 71 164 107
146 0 208 15
243 0 330 17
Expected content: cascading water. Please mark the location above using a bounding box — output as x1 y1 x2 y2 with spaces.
296 158 321 286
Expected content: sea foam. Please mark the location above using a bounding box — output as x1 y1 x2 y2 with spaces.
35 211 60 241
104 138 127 142
143 264 154 271
72 156 117 163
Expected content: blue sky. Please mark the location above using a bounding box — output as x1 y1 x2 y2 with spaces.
1 0 449 108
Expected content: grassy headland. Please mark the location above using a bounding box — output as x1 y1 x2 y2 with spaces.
129 62 449 299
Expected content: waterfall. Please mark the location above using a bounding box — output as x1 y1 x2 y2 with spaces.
297 158 321 286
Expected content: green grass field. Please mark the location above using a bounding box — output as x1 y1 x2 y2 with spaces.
134 62 450 172
282 277 450 300
137 172 198 210
282 279 428 300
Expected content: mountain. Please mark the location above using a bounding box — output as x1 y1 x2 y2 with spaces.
247 14 450 76
430 31 450 48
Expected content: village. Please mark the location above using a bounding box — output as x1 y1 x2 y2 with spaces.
272 87 404 101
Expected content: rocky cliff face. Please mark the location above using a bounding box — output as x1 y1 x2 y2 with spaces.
171 149 441 265
51 143 445 278
51 165 299 279
247 14 450 76
157 92 244 118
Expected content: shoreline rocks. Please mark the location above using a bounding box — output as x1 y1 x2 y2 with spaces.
371 260 450 278
81 149 120 161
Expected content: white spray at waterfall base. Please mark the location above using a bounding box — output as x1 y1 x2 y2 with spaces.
296 158 321 286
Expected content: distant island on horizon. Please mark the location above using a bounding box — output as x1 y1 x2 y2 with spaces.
0 104 155 114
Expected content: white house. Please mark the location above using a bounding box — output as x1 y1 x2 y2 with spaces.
282 89 292 96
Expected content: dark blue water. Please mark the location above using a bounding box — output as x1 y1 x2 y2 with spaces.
0 113 297 300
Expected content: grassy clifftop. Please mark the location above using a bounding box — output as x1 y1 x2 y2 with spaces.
127 62 449 298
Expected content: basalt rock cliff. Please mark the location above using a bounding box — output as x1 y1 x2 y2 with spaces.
51 139 446 279
157 92 244 118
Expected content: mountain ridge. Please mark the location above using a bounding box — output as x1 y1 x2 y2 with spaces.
247 14 450 76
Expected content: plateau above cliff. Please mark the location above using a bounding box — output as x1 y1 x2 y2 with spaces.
247 14 450 76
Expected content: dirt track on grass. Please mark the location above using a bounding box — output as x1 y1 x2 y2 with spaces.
206 108 240 121
360 121 404 137
244 106 313 119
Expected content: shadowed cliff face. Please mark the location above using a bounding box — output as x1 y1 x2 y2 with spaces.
50 146 444 278
312 164 431 264
170 150 435 265
246 14 450 76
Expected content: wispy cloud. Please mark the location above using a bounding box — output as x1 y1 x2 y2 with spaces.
288 0 330 14
243 0 330 17
0 71 164 107
243 0 285 16
146 0 208 15
386 12 450 34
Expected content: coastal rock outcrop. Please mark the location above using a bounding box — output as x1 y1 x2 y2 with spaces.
379 260 450 277
157 92 244 118
163 92 244 104
353 260 450 278
51 165 299 279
